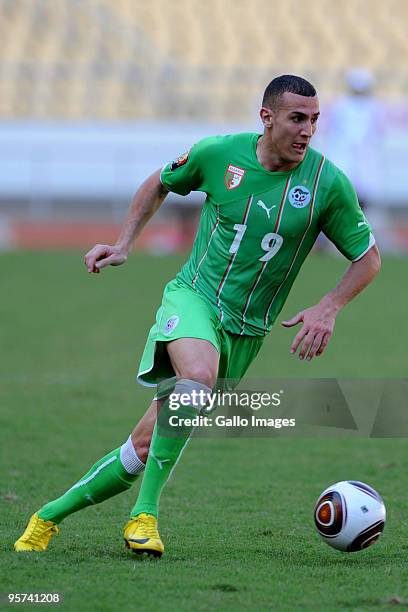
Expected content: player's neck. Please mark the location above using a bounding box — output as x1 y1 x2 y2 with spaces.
256 135 300 173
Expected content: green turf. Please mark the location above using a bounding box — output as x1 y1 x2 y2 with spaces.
1 251 407 611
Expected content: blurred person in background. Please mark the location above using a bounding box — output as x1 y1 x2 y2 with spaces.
14 75 381 558
325 69 395 251
326 68 381 207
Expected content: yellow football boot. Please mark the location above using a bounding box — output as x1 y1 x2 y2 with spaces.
14 513 59 552
123 513 164 557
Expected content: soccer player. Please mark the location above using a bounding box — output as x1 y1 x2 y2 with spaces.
15 75 380 556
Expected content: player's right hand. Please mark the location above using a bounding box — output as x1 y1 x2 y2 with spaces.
84 244 128 273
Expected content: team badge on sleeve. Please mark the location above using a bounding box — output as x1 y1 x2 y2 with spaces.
224 164 245 190
170 151 189 171
289 185 311 208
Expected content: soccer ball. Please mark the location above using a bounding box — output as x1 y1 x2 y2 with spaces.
314 481 386 552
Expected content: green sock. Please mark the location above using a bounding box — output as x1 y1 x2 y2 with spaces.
130 396 199 519
39 447 140 524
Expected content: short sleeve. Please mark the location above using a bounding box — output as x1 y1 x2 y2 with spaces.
160 139 207 196
320 171 375 261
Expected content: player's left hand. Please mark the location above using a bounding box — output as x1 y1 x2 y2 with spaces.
281 304 336 361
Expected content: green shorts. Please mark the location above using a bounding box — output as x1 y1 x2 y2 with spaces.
137 279 264 389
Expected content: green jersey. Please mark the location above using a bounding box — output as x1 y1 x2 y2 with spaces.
160 132 374 336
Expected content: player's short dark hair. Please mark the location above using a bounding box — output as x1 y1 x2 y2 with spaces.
262 75 317 108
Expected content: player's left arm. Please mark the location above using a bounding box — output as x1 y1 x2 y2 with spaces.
282 169 381 361
282 244 381 360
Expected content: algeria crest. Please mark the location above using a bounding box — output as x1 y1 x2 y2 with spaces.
224 164 245 190
163 315 180 335
289 185 311 208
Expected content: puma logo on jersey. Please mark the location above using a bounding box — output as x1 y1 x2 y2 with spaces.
256 200 276 219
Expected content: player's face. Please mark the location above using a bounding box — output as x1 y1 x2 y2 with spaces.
261 92 320 164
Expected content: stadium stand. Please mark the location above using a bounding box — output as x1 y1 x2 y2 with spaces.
0 0 407 252
0 0 407 120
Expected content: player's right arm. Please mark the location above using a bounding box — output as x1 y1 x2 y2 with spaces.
84 169 168 273
85 138 208 273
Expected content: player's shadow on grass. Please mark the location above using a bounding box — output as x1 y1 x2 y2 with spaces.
93 548 187 563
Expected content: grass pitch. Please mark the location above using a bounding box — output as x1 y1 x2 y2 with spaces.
1 251 407 611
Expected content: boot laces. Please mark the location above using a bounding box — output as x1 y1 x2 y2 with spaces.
137 514 159 539
24 518 58 545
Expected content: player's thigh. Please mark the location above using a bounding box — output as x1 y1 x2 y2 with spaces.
166 337 219 388
137 279 221 387
218 332 264 387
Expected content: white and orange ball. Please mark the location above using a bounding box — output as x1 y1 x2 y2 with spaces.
314 481 386 552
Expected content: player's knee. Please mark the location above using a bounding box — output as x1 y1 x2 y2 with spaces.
178 366 216 390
